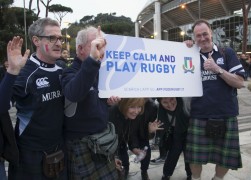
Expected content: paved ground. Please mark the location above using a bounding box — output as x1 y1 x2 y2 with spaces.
127 79 251 180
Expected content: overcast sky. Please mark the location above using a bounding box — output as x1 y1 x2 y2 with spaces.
13 0 149 28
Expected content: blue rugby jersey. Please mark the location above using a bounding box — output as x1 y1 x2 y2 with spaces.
190 44 245 119
12 54 64 150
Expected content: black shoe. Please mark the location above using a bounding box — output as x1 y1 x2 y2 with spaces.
187 175 191 180
150 156 165 164
161 175 170 180
141 171 150 180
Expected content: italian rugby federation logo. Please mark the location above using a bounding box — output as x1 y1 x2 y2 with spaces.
183 57 195 73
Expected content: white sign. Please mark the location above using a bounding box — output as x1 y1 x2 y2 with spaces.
98 34 202 98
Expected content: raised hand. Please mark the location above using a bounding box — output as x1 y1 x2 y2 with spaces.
90 26 107 61
203 52 219 73
148 120 164 133
7 36 30 75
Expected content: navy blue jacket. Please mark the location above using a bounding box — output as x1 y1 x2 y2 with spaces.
0 73 16 113
62 56 108 140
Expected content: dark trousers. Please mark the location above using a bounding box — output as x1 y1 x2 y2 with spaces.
163 132 191 177
158 138 171 158
118 143 130 172
138 141 151 171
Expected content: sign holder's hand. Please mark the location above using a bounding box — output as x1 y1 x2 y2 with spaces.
107 96 121 106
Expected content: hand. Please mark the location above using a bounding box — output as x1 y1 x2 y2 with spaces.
148 119 164 133
107 96 121 106
7 36 30 75
132 148 142 156
115 158 123 171
184 40 194 48
90 26 107 61
203 53 219 73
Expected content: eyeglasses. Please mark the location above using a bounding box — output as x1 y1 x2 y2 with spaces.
37 35 64 43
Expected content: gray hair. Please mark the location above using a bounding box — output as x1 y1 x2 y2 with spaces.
75 26 104 48
28 18 60 41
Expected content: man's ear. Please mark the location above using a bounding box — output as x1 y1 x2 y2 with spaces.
32 36 40 47
78 45 85 56
78 45 82 51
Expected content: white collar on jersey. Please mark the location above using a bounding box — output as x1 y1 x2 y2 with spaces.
29 53 62 71
199 42 219 53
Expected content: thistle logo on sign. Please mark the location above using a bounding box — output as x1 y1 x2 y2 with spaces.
183 57 195 73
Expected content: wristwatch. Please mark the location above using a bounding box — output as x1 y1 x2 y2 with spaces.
217 68 224 75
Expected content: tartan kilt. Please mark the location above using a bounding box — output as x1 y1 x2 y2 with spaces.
8 145 67 180
185 117 242 170
66 138 118 180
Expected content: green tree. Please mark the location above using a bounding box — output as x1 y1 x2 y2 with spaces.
49 4 73 26
78 13 134 35
80 15 94 24
0 5 37 62
0 0 13 62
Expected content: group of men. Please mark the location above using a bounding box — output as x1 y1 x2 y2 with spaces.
0 17 245 180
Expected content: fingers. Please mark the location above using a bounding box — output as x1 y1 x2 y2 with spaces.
96 25 101 38
90 26 107 61
95 26 106 50
204 53 220 72
99 47 105 60
8 36 22 51
7 37 15 52
107 96 121 106
24 49 30 59
96 26 106 49
208 52 212 59
18 38 24 49
7 40 12 53
158 122 164 127
157 128 164 131
22 49 30 65
12 36 23 49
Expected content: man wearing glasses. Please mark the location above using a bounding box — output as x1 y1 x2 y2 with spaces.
8 18 67 179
